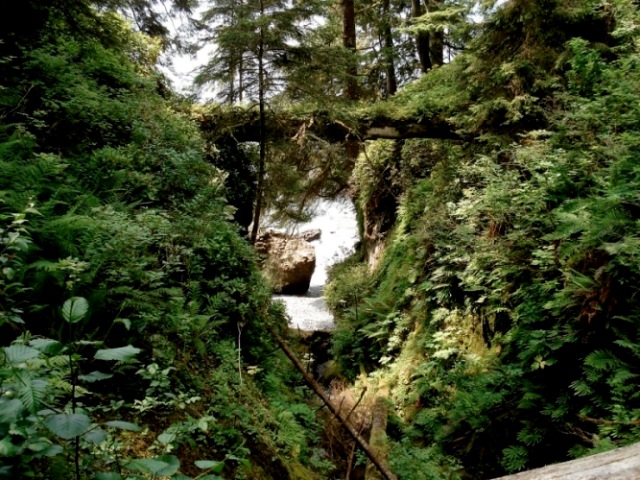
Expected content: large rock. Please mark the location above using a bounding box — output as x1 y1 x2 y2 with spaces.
301 228 322 242
255 231 316 294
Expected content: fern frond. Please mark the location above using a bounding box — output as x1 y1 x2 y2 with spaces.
584 350 622 371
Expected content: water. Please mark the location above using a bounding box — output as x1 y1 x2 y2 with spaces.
272 199 359 331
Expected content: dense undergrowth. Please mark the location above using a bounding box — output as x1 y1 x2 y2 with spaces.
326 1 640 478
0 4 330 479
6 0 640 479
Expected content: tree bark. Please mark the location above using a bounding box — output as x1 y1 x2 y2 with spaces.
267 325 398 480
198 108 463 144
342 0 358 100
425 0 444 67
411 0 432 72
249 0 266 244
238 0 244 102
365 397 390 480
382 0 397 97
341 0 360 167
238 52 244 103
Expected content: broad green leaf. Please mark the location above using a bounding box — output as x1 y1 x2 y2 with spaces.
198 475 224 480
2 267 15 279
225 454 251 467
75 340 103 346
16 373 46 413
195 460 224 473
62 297 89 324
37 408 57 416
83 428 108 444
126 459 171 475
158 432 176 444
94 345 141 361
4 345 40 364
155 455 180 476
36 445 64 457
104 420 141 431
45 413 91 440
0 436 22 457
78 371 113 382
115 318 132 330
95 472 124 480
0 398 23 423
29 338 63 355
8 315 25 325
27 441 58 453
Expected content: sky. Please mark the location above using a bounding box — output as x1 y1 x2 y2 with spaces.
157 2 217 99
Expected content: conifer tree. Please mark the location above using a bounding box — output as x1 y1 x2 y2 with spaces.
197 0 325 240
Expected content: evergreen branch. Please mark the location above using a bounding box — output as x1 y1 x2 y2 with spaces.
581 415 640 427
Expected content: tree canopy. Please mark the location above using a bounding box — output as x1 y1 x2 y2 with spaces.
4 0 640 479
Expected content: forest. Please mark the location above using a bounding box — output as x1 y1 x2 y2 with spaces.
2 0 640 479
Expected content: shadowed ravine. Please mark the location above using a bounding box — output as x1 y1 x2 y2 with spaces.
272 199 358 331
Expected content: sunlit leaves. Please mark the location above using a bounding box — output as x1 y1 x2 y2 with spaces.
126 455 180 477
61 297 89 324
3 345 40 364
94 345 141 361
103 420 141 431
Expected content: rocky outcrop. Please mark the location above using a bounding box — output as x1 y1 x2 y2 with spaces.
301 228 322 242
255 231 316 294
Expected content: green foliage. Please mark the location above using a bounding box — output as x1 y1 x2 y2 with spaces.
326 1 640 478
197 0 327 103
0 296 148 479
0 4 329 480
0 203 36 328
388 440 462 480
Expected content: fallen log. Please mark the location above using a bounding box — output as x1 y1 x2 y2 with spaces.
365 396 391 480
195 106 462 144
266 325 397 480
491 442 640 480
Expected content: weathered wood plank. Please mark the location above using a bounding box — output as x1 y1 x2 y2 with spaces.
491 443 640 480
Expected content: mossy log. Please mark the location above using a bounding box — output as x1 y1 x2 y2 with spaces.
365 397 390 480
267 325 397 480
491 443 640 480
195 106 462 144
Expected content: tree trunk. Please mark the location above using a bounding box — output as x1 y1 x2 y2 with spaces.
267 325 398 480
342 0 358 100
341 0 360 168
238 52 244 102
425 0 444 66
238 0 244 102
198 109 463 144
411 0 431 72
250 0 266 244
365 397 390 480
382 0 397 97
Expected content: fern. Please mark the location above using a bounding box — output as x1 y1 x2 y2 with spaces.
584 350 623 371
501 445 528 473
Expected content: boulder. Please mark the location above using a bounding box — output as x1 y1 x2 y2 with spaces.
301 228 322 242
255 231 316 294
